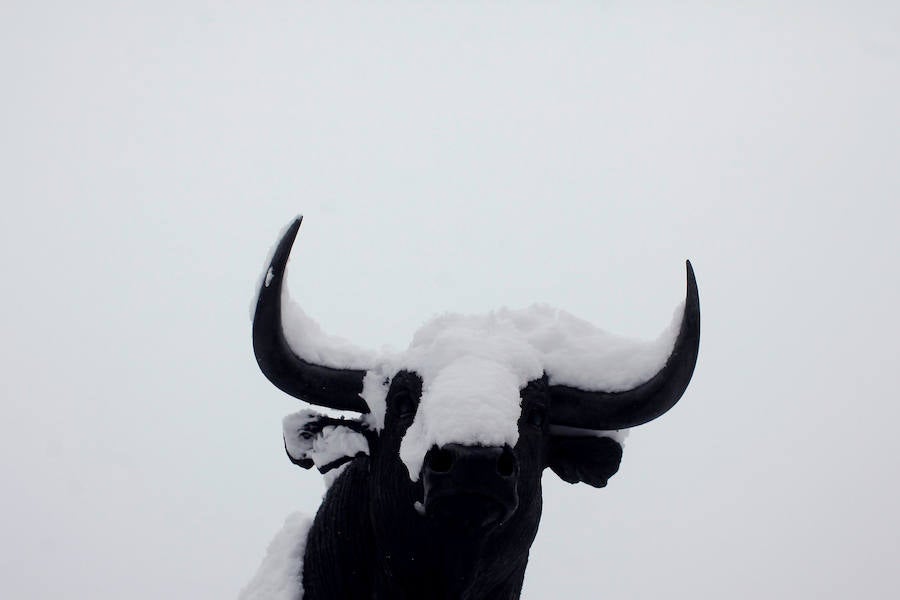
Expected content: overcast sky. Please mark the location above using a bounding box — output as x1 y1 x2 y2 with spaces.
2 2 899 598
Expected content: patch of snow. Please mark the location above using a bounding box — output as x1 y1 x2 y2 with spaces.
528 303 684 392
280 288 376 371
239 512 312 600
311 425 369 468
265 267 275 287
360 369 392 431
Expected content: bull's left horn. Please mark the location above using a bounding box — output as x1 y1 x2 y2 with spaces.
548 261 700 430
252 217 370 413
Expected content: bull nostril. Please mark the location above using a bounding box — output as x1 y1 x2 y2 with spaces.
430 448 455 473
497 449 516 477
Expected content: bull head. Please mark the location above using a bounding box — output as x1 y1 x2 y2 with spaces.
252 217 700 530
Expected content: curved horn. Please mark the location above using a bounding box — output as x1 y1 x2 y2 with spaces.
252 217 369 413
548 261 700 430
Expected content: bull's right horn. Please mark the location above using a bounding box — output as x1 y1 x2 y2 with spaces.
252 217 370 413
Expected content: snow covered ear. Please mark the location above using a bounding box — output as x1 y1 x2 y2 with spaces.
546 436 622 488
283 410 371 474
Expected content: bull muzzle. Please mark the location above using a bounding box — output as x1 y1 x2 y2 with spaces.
422 444 519 530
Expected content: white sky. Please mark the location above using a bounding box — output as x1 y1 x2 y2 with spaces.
2 1 898 598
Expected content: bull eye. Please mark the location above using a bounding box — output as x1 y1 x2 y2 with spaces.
526 406 546 429
393 392 416 422
497 448 516 477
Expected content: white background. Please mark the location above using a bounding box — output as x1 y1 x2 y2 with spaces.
2 1 898 598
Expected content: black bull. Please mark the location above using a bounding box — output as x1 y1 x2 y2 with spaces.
251 218 700 599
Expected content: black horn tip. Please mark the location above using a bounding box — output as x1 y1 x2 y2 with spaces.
684 259 700 330
272 217 303 270
685 259 697 296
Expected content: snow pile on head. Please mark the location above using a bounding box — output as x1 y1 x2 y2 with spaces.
239 512 312 600
399 304 683 390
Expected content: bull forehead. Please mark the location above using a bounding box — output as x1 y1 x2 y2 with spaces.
356 304 678 479
398 356 525 482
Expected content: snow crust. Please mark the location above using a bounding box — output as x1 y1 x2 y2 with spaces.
239 512 312 600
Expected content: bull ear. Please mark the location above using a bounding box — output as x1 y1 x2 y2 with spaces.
283 409 372 473
546 436 623 488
